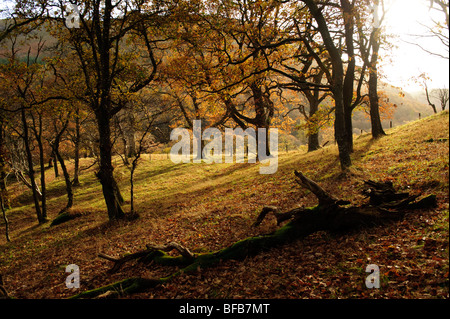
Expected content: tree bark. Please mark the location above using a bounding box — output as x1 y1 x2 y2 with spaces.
308 133 320 152
304 0 352 169
52 152 59 177
368 28 386 139
342 0 356 153
53 145 74 214
0 123 9 242
72 106 81 186
306 96 321 152
35 114 47 221
20 107 45 224
96 113 125 221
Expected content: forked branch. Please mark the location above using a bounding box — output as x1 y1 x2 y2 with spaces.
294 170 350 206
99 242 194 273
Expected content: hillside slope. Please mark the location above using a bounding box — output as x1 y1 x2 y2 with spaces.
0 111 448 299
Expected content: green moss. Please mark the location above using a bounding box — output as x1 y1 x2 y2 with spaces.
50 211 82 227
140 250 192 266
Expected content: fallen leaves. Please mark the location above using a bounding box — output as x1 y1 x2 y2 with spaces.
0 113 448 299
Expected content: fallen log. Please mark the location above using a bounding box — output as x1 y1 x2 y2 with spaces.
73 172 437 299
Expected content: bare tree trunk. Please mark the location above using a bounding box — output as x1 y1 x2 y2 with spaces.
51 118 74 214
127 113 136 158
96 113 125 221
0 194 9 242
20 107 45 224
342 0 356 153
52 151 59 177
334 88 352 169
425 84 438 114
35 115 47 221
304 0 352 169
55 149 73 214
30 111 48 220
307 99 321 152
308 133 320 152
72 106 81 186
0 123 10 242
115 115 129 165
369 28 386 139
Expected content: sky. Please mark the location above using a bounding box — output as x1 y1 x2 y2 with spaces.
380 0 449 92
1 0 449 93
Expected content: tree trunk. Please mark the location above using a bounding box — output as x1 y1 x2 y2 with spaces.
36 123 47 221
30 111 47 220
73 106 81 186
52 131 74 215
251 82 273 157
20 107 45 224
130 158 140 215
0 123 10 241
55 151 74 214
304 0 352 169
425 84 438 114
0 122 9 209
368 28 386 139
52 152 59 177
96 113 125 221
343 110 353 153
307 98 321 152
126 113 136 158
115 116 129 165
342 0 356 153
308 133 320 152
334 89 352 170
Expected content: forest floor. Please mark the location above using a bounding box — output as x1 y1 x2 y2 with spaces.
0 111 448 299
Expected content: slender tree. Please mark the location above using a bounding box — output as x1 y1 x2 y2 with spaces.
302 0 352 169
46 0 171 220
357 0 387 138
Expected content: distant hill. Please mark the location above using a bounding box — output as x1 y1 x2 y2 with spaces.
352 83 435 133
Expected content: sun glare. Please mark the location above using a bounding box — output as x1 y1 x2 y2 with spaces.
381 0 449 91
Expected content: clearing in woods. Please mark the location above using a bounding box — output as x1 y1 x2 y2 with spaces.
0 111 448 299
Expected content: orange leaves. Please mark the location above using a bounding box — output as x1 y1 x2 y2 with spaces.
378 90 397 120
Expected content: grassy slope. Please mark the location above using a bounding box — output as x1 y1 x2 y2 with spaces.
0 111 448 299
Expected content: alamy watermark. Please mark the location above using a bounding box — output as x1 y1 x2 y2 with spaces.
169 120 279 174
365 264 380 289
65 3 80 28
65 264 80 289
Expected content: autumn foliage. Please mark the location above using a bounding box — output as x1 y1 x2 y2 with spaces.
0 0 448 301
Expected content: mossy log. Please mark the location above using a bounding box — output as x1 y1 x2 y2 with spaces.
72 171 437 299
50 211 82 227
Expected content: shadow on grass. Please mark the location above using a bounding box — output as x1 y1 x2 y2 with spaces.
127 161 189 182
